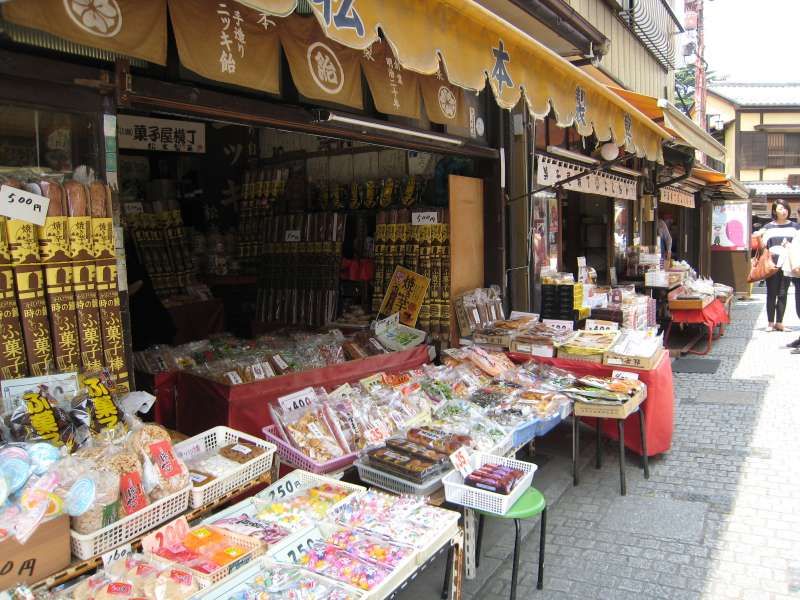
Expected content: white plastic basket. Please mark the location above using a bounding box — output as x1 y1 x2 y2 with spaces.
70 485 191 560
442 452 537 516
354 459 447 497
174 426 276 509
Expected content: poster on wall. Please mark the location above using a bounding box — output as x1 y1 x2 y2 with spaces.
711 202 748 251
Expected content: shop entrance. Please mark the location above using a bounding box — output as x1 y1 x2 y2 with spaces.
562 192 615 284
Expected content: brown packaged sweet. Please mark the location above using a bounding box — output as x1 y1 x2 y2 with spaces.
219 441 265 464
37 180 82 372
367 447 439 482
10 387 76 450
406 427 472 454
90 182 130 391
65 180 104 372
385 437 449 464
0 211 27 379
342 340 369 361
189 470 216 487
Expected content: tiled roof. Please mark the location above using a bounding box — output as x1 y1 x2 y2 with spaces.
708 83 800 107
745 181 800 197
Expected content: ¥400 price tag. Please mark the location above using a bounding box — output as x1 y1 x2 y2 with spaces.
0 185 50 226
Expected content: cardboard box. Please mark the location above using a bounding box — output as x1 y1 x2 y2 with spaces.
0 514 70 589
573 390 645 419
668 296 713 310
603 348 666 371
509 339 555 357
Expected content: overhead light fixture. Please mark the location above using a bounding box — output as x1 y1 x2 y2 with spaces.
315 110 464 146
599 142 620 161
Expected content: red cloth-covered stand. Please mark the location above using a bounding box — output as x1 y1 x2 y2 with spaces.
666 298 731 356
508 351 674 456
174 345 433 438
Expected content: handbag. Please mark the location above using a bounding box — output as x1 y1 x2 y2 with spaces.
748 248 779 283
750 234 762 252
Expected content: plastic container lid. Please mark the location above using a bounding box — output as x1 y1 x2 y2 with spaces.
1 458 31 494
66 477 97 517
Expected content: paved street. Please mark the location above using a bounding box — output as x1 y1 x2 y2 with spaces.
401 290 800 599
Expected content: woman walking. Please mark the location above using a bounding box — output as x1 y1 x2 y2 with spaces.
756 199 797 331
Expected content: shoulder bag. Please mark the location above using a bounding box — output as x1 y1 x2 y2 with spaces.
748 248 779 283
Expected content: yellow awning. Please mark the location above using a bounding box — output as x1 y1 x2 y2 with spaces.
609 87 725 162
267 0 671 162
4 0 671 162
692 167 750 200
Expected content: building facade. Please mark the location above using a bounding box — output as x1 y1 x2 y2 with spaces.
707 83 800 219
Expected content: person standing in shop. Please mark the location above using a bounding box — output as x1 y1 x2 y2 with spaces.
755 199 797 332
658 218 672 266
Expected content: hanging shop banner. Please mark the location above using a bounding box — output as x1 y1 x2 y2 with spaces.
168 0 281 94
234 0 668 162
117 116 206 153
536 154 637 201
360 40 421 120
711 201 748 252
2 0 167 65
419 68 469 128
279 15 363 110
660 187 695 209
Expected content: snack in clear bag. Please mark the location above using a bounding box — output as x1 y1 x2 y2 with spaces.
218 440 266 464
271 399 347 463
9 387 76 451
68 450 121 534
127 421 189 500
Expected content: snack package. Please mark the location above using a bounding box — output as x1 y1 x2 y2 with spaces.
366 446 441 483
406 427 471 454
301 542 391 591
218 441 266 464
224 561 359 600
9 386 76 451
127 422 190 500
71 372 127 442
271 400 347 464
211 512 291 545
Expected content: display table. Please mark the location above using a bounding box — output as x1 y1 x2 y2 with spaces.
175 345 433 438
167 298 225 345
507 351 674 456
666 298 731 355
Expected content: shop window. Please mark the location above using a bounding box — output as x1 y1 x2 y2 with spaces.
0 104 98 175
739 131 767 170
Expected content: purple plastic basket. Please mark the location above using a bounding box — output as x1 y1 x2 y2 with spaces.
262 425 357 474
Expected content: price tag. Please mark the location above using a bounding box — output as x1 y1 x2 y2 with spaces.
285 229 301 242
142 517 190 554
577 256 587 268
450 446 472 477
278 387 317 413
585 319 619 332
612 370 639 381
271 526 324 564
101 544 132 569
543 319 574 331
0 185 50 226
359 373 384 392
363 426 385 445
262 475 309 502
329 383 353 400
272 354 289 371
175 439 205 461
411 211 438 225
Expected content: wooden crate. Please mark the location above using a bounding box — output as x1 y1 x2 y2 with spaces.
556 348 604 363
573 390 645 419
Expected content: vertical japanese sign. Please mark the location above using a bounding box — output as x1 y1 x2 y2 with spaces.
117 116 205 153
168 0 281 95
360 40 421 119
378 266 430 327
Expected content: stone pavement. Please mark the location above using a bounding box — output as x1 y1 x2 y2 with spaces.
400 290 800 599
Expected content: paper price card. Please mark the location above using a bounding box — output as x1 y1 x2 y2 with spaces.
359 373 385 392
450 446 473 478
142 517 191 554
585 319 619 332
543 319 574 331
0 185 50 226
411 211 438 225
612 370 639 381
101 544 132 569
278 387 317 413
285 229 301 242
175 438 206 461
271 527 324 564
262 475 309 502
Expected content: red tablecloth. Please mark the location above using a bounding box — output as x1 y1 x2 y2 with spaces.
670 298 730 329
507 352 674 457
175 345 433 438
168 299 225 345
136 370 179 430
